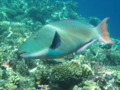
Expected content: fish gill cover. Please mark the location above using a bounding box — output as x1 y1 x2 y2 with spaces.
0 0 120 90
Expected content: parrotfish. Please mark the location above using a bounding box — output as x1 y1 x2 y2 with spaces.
18 18 114 59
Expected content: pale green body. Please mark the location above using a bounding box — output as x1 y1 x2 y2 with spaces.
18 20 100 59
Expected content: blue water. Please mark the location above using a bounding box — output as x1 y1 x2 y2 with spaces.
77 0 120 39
60 0 120 38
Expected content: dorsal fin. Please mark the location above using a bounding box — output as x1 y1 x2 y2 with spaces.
50 31 61 49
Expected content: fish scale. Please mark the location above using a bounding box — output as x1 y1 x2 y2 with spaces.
18 18 114 59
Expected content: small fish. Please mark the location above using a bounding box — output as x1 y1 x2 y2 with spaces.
18 18 114 59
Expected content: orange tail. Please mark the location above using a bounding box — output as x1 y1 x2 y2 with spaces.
97 18 114 43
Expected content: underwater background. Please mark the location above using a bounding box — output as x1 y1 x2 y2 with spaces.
76 0 120 39
0 0 120 90
62 0 120 38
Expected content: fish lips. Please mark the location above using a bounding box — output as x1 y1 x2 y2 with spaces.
17 51 27 58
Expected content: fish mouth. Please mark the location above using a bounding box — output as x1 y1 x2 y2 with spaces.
17 51 27 54
17 51 27 58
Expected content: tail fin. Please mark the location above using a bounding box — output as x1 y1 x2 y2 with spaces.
96 18 114 43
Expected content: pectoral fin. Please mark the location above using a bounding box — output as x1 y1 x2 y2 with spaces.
50 32 61 49
53 58 67 63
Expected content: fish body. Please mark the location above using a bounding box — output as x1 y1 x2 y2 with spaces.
18 18 114 59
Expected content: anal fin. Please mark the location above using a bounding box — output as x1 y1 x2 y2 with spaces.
77 39 96 53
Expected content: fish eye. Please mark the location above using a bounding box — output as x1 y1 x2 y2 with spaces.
34 37 37 39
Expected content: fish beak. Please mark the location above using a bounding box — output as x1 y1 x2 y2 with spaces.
17 51 27 59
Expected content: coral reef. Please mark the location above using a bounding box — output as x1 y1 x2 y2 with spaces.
34 63 93 90
83 40 120 66
0 0 120 89
49 63 92 90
